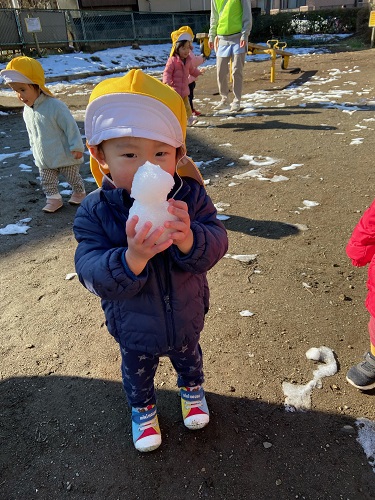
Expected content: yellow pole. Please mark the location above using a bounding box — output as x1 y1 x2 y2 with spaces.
270 48 276 83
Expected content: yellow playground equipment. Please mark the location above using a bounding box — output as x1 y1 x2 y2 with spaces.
247 39 294 83
196 32 211 58
195 33 295 84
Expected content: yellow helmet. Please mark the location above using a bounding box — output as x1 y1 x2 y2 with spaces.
169 25 194 57
0 56 54 97
85 69 203 186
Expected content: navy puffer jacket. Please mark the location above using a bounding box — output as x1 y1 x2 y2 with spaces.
73 175 228 355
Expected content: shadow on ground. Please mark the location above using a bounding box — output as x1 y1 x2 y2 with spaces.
224 216 300 239
1 375 373 500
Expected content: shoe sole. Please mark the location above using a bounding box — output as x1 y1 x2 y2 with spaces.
213 103 229 110
42 205 63 213
346 375 375 390
184 417 209 430
135 440 162 452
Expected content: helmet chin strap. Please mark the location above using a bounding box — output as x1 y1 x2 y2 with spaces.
99 164 117 187
173 155 186 199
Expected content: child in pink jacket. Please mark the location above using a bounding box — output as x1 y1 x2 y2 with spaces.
163 26 203 126
346 199 375 390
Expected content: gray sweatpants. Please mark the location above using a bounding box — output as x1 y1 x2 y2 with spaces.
216 51 246 104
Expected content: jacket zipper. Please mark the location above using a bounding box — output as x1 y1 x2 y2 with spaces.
155 253 175 348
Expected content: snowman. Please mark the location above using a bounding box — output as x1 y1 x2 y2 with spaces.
128 161 178 243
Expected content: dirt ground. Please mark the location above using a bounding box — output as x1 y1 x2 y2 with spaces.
1 49 375 500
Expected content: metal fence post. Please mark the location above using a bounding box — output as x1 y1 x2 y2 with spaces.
14 8 25 51
80 11 87 46
131 12 136 40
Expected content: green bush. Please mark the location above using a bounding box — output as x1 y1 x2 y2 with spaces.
250 8 359 42
355 6 372 43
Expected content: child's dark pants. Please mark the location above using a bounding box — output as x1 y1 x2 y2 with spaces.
188 81 196 111
120 336 204 408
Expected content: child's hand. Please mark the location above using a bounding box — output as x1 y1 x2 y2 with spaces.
72 151 83 159
165 199 193 254
125 215 173 275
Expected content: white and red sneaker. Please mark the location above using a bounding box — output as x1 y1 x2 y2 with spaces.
131 404 161 452
180 386 209 430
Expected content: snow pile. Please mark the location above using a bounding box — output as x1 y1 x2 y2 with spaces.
282 346 337 411
0 218 32 235
355 418 375 473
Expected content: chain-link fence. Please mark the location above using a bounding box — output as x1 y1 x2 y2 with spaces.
0 8 210 52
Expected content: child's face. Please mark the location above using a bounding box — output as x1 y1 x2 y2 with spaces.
91 136 177 191
9 82 40 107
177 42 190 59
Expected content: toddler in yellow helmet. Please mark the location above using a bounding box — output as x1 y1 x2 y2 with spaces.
163 26 204 126
0 56 86 212
73 69 228 453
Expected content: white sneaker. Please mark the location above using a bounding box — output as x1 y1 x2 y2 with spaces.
230 102 241 112
213 99 229 110
188 115 198 127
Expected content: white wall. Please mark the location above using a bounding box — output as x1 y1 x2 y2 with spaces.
137 0 210 12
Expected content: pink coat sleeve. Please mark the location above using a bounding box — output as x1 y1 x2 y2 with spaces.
190 53 205 68
346 200 375 267
163 57 174 86
187 53 203 84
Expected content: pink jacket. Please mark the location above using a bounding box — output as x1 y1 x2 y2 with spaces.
188 52 205 84
346 199 375 316
163 53 201 98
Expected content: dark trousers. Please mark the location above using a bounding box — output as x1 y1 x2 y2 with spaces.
188 81 196 111
120 336 204 408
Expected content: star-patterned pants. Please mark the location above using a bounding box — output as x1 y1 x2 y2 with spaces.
120 337 204 408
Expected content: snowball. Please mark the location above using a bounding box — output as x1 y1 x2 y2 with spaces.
128 162 178 243
130 161 175 203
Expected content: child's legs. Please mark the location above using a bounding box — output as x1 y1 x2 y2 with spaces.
232 52 246 104
120 345 159 408
183 96 193 119
188 81 196 110
60 165 85 194
168 338 204 388
216 56 230 100
368 316 375 355
39 167 61 199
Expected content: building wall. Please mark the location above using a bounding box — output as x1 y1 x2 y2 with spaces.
137 0 210 12
38 0 373 12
